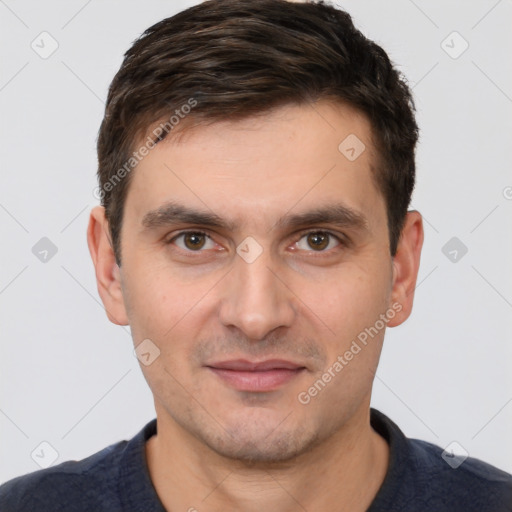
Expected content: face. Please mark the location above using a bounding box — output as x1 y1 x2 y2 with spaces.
91 100 418 463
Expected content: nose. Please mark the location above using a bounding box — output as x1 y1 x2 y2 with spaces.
218 246 296 341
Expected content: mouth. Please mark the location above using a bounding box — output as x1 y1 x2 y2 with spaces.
205 359 307 392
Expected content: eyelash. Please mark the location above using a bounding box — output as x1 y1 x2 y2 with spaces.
166 229 347 255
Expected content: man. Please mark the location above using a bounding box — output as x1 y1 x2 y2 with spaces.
1 0 511 510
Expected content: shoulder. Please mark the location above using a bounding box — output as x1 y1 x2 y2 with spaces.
406 437 512 510
370 409 512 511
0 440 127 512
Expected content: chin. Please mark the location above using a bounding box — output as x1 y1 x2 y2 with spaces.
198 416 323 465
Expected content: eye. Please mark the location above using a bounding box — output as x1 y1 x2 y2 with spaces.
170 231 216 251
295 231 341 252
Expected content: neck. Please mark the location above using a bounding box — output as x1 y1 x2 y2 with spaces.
145 405 389 512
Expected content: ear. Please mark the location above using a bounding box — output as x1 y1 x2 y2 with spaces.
86 206 129 326
387 210 424 327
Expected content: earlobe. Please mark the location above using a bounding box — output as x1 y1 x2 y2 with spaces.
387 210 424 328
86 206 130 326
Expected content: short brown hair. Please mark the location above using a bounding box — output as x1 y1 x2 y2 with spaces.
97 0 418 265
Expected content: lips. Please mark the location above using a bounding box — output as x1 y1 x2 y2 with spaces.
206 359 306 392
208 359 304 372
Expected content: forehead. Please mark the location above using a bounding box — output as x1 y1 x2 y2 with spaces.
124 100 386 234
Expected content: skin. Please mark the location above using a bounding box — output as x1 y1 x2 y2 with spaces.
87 100 423 511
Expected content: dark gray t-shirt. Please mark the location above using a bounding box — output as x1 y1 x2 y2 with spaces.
1 408 511 511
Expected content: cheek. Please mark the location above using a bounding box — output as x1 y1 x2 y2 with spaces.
295 260 391 403
303 259 391 335
122 257 216 341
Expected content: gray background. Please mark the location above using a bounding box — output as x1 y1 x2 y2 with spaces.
1 0 511 483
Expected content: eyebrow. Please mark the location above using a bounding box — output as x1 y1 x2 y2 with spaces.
141 200 370 234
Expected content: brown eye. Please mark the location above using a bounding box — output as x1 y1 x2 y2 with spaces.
170 231 215 251
307 232 329 251
296 231 341 252
183 232 206 250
